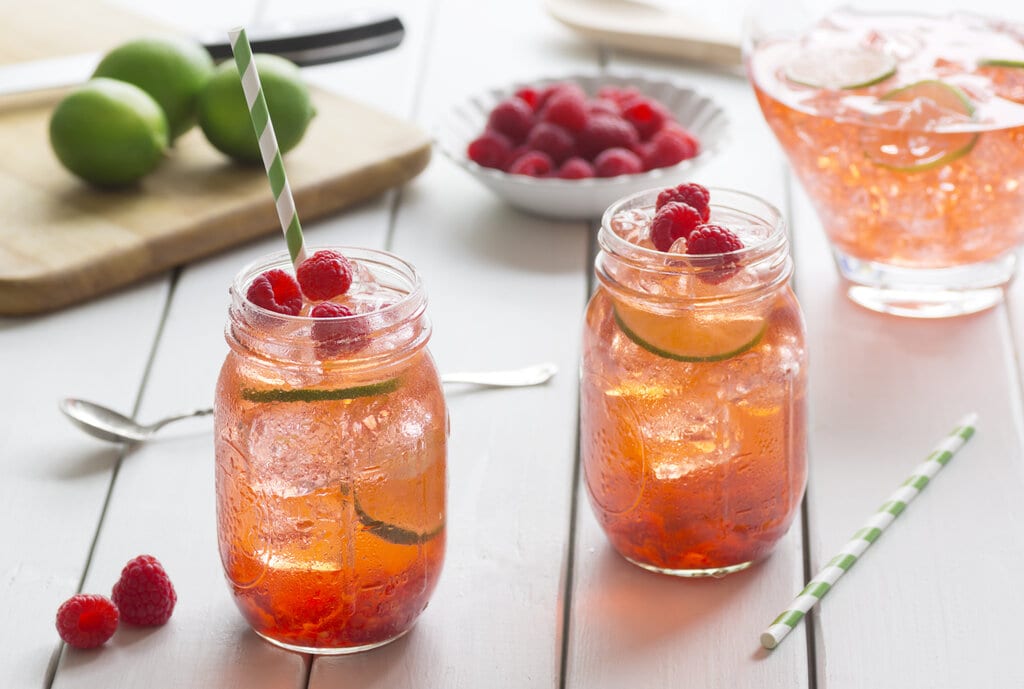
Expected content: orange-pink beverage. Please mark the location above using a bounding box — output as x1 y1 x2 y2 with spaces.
215 248 446 654
581 189 807 577
749 9 1024 316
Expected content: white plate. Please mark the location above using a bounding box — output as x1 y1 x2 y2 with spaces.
435 72 729 220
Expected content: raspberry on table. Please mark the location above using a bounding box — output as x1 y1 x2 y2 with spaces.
577 114 639 160
656 182 711 219
56 594 119 649
541 89 588 131
622 99 668 140
486 98 534 142
507 151 554 177
557 157 595 179
246 269 303 316
111 555 177 626
296 250 354 301
311 302 369 357
594 147 643 177
650 202 704 252
686 224 744 255
644 126 699 169
525 123 575 165
467 130 513 169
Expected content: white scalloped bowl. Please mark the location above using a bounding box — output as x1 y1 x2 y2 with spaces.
436 73 729 220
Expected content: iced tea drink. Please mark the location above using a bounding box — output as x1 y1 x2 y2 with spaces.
215 248 446 653
748 8 1024 317
581 188 807 576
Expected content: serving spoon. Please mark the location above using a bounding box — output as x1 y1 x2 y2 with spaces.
60 362 557 445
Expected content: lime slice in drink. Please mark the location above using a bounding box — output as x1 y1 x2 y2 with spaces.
784 47 897 90
977 59 1024 103
862 80 978 172
240 377 400 403
613 303 766 362
979 59 1024 69
354 494 444 546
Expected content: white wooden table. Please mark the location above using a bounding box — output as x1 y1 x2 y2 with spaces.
5 1 1023 687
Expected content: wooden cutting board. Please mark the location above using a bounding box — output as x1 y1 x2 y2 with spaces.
0 1 431 315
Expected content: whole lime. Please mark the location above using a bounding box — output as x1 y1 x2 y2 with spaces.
198 54 315 165
92 36 214 140
49 78 169 188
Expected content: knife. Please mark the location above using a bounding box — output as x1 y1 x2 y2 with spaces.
0 9 404 98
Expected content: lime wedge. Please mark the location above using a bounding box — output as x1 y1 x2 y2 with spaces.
979 59 1024 69
354 494 444 546
977 60 1024 103
785 47 897 90
862 80 978 172
241 378 400 403
613 304 766 362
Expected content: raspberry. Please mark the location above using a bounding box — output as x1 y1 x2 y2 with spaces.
111 555 177 626
56 594 119 649
597 85 642 106
541 89 588 131
506 151 554 177
588 98 621 117
487 98 533 142
650 202 704 252
644 126 699 169
514 87 539 110
296 250 354 301
622 99 668 140
311 302 369 357
557 157 595 179
656 182 711 220
467 130 513 169
536 82 584 110
577 114 639 160
525 122 575 164
593 147 643 177
246 269 302 316
686 224 744 255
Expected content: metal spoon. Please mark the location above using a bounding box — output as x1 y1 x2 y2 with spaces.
60 362 558 444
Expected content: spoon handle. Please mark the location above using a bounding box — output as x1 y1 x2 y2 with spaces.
440 363 558 388
149 407 214 432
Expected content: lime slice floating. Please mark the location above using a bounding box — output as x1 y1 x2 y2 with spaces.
979 59 1024 69
784 47 897 90
354 494 444 546
613 303 766 362
241 377 400 403
862 80 978 172
977 59 1024 103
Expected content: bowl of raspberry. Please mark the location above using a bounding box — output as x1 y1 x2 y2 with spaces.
437 73 728 219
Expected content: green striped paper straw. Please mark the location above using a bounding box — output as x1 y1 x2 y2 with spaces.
228 28 307 267
760 413 978 650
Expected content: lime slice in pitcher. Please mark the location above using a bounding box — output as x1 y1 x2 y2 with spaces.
784 47 897 89
862 80 978 172
977 59 1024 103
613 303 766 362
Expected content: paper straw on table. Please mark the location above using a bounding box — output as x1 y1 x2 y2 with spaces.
227 27 308 267
760 413 978 650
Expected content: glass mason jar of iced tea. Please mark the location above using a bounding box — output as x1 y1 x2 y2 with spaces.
581 188 807 577
215 247 446 654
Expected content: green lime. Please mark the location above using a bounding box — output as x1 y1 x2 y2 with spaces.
197 54 315 165
613 304 766 362
979 59 1024 69
49 78 169 188
92 36 214 140
353 493 444 546
784 47 897 90
863 80 978 173
240 377 400 403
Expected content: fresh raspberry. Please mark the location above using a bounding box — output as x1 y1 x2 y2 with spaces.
525 122 575 164
622 99 669 140
504 145 529 171
56 594 119 649
297 250 354 301
536 82 584 110
514 87 539 110
650 202 704 252
656 182 711 220
686 224 744 255
577 114 639 160
311 302 369 357
506 151 554 177
487 98 534 142
557 157 595 179
467 130 513 169
588 98 621 117
597 85 642 106
644 126 699 169
111 555 177 626
246 269 302 316
593 147 643 177
541 89 588 131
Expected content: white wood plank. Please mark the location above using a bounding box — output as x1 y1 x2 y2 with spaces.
307 0 595 686
564 53 810 688
0 279 168 688
791 179 1024 687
